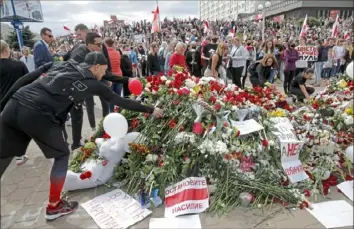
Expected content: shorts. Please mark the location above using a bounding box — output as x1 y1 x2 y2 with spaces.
0 99 70 159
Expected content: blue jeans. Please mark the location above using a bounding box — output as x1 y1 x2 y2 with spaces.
268 69 277 83
109 83 123 112
314 62 323 84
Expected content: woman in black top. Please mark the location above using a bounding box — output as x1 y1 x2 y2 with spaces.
147 42 161 75
204 42 228 80
290 68 315 102
251 54 278 87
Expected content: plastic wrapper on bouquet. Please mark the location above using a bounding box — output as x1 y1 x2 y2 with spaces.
63 113 144 191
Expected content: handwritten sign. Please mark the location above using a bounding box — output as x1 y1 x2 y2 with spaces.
280 141 308 183
81 189 151 229
296 46 318 61
164 177 209 218
230 119 264 135
270 117 297 141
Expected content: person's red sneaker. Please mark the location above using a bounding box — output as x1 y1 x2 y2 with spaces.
45 200 78 221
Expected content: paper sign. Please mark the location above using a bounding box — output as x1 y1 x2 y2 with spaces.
164 177 209 218
314 142 335 155
270 117 297 141
230 119 264 135
280 141 308 183
149 215 202 229
81 188 151 229
307 200 353 228
296 46 318 62
337 181 353 201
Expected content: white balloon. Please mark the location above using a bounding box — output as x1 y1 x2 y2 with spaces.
345 145 353 163
103 113 128 139
123 132 145 152
346 61 353 79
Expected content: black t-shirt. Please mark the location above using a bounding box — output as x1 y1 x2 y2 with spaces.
291 73 306 88
0 58 28 101
203 43 218 59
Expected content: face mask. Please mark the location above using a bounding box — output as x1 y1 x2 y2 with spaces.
123 50 131 55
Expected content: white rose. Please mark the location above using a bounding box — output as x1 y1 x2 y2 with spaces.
268 140 275 146
152 90 157 95
345 116 353 126
146 83 151 88
165 80 171 85
160 76 167 81
144 87 151 92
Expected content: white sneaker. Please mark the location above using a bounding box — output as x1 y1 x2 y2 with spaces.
66 119 72 126
16 155 29 166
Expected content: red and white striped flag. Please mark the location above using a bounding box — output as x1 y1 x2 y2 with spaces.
203 20 209 34
344 31 351 40
164 177 209 217
63 25 71 32
299 14 308 38
331 14 340 38
151 6 160 33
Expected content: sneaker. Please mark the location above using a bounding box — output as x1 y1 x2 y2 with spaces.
71 143 83 151
66 116 72 126
45 200 78 221
16 155 28 166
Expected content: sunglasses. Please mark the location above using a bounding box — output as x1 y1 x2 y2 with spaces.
46 34 53 38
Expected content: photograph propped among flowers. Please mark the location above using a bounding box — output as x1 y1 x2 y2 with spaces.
67 67 353 215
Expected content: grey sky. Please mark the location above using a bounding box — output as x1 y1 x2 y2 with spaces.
15 0 199 36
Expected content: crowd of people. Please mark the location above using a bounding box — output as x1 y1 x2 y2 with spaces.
1 14 353 221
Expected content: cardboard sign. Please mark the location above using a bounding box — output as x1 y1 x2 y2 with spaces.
164 177 209 218
230 119 264 135
280 141 308 183
81 189 151 229
296 46 318 62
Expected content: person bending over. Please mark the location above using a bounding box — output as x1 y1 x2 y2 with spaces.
0 52 163 221
290 68 315 102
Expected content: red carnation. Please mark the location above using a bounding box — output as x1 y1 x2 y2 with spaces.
168 119 177 128
304 189 311 197
193 122 204 135
345 175 354 181
235 130 240 137
79 171 92 180
261 139 269 147
132 119 139 129
214 103 221 111
299 203 304 209
303 201 309 208
103 132 111 139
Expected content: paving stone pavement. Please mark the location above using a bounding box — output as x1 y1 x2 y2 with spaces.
1 92 352 229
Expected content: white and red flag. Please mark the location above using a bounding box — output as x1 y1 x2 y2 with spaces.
331 14 340 38
203 20 209 34
299 14 308 38
344 31 351 40
151 6 160 33
164 177 209 218
63 25 71 32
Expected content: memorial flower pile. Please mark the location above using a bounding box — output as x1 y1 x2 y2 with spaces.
70 70 353 215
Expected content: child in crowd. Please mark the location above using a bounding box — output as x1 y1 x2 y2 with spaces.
322 49 334 86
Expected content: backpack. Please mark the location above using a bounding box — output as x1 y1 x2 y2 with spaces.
248 61 261 86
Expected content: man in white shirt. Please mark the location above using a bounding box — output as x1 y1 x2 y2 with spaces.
20 47 35 72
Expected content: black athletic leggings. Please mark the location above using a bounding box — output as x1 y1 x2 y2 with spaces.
0 99 70 204
283 70 296 94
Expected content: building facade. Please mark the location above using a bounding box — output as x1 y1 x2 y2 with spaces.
200 0 353 21
199 0 282 20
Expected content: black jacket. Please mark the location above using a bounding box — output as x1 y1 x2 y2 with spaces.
2 61 154 125
147 53 160 73
121 54 133 78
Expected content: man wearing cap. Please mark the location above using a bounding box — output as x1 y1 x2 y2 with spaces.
0 51 163 221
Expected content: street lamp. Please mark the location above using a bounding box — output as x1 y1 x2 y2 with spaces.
258 1 271 42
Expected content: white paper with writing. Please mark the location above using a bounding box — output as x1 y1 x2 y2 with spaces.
280 141 308 183
230 119 264 135
81 188 151 229
307 200 353 228
149 215 202 229
270 117 297 141
337 181 353 201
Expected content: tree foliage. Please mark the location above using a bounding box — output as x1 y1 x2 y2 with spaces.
296 17 321 27
6 25 36 50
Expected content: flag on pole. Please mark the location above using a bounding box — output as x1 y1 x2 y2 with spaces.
299 14 308 38
151 6 160 33
344 31 351 40
63 26 71 32
331 14 340 38
203 20 209 34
